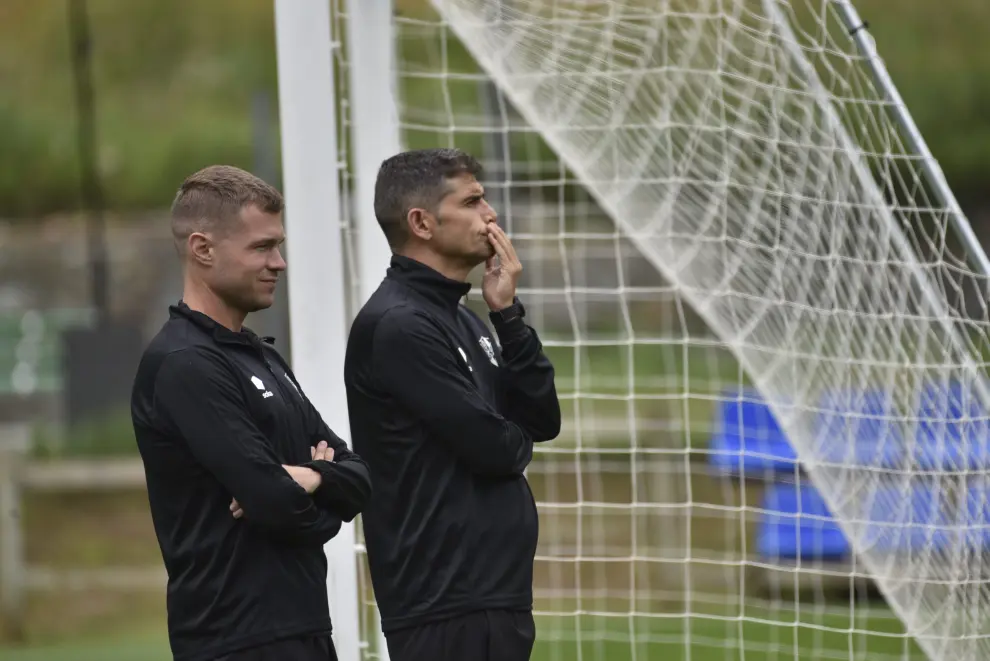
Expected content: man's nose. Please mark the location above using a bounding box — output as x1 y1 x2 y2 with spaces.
484 200 498 225
270 248 287 271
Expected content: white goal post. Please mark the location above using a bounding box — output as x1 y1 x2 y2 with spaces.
272 2 362 661
275 1 990 661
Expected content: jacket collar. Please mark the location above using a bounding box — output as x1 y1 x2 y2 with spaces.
386 254 471 315
169 301 274 347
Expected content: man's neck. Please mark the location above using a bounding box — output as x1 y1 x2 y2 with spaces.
182 278 246 331
399 246 473 282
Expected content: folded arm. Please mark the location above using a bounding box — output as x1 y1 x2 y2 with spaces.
373 308 534 477
302 445 372 522
155 347 341 546
488 300 562 442
265 353 373 522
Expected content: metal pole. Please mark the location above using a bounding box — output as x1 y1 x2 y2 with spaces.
831 0 990 279
273 2 360 659
763 0 990 384
346 0 402 308
68 0 110 324
344 2 401 657
0 425 29 642
478 81 509 221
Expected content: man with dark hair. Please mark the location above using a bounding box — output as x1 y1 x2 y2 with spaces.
344 148 562 660
131 165 372 661
372 148 484 251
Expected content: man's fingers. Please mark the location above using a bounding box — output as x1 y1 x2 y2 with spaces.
311 446 316 460
491 225 521 267
311 440 335 463
488 230 510 263
313 440 327 461
489 225 520 270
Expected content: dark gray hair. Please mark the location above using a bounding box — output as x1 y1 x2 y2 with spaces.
373 148 483 250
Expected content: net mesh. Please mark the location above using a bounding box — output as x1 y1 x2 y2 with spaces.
332 1 990 659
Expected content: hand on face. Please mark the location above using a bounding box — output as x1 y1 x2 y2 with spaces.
482 224 523 311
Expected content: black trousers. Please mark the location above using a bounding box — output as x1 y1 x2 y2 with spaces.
386 609 535 661
213 634 337 661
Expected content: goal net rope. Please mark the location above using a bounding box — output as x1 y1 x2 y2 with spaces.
339 2 990 659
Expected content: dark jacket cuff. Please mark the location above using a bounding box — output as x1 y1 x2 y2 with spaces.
489 299 528 344
491 315 527 342
303 460 370 522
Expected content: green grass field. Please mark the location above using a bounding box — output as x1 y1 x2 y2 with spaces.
0 609 923 661
0 483 926 661
0 629 170 661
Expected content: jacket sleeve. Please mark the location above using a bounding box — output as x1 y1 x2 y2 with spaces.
154 347 342 546
301 457 370 522
372 308 534 477
276 361 372 522
490 301 562 442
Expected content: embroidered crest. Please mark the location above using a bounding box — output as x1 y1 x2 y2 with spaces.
479 336 498 366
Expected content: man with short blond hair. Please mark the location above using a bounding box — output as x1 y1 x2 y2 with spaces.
132 165 371 661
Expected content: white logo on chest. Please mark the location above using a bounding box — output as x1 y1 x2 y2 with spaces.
251 375 274 399
478 336 498 366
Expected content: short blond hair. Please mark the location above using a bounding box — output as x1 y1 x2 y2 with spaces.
170 165 283 248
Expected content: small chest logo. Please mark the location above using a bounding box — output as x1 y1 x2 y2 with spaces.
251 375 274 399
479 336 498 366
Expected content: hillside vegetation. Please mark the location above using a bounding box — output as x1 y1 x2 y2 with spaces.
1 0 988 217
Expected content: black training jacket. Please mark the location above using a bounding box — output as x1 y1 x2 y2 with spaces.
130 303 371 661
344 255 561 633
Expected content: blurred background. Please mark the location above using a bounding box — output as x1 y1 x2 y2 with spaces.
1 0 990 659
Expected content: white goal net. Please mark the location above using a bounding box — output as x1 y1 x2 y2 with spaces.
326 1 990 660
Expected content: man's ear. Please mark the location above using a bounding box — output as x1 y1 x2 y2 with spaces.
406 208 436 242
187 232 215 267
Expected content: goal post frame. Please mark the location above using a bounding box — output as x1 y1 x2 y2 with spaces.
273 1 361 660
759 0 990 411
344 1 400 659
830 0 990 279
346 0 402 306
